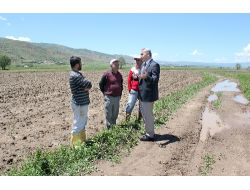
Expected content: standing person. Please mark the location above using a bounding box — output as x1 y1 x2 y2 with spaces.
99 59 123 129
125 57 143 121
69 56 92 147
138 48 160 141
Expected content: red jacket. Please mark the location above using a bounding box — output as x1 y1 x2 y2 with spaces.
127 66 140 92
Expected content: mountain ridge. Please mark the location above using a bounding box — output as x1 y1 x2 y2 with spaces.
0 38 133 65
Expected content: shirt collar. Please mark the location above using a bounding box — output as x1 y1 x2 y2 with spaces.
144 58 152 66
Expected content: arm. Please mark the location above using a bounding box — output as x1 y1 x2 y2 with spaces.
99 74 107 93
74 75 92 90
127 70 133 92
145 63 160 84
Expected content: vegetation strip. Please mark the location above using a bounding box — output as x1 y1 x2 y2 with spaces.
214 71 250 100
6 72 217 176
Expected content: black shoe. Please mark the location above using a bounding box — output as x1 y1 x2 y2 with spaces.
140 135 155 142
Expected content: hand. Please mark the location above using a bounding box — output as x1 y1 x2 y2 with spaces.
132 73 139 80
139 72 148 80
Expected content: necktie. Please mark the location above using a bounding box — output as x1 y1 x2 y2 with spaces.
141 62 147 74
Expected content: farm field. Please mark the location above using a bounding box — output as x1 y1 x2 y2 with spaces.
0 69 202 172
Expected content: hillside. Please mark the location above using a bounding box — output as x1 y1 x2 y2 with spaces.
0 38 133 65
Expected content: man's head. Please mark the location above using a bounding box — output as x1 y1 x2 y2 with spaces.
140 48 152 62
110 59 119 72
70 56 82 71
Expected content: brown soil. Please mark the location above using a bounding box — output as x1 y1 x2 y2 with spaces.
0 70 202 172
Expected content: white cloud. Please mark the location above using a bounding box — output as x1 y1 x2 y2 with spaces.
0 16 7 21
235 43 250 62
5 36 31 42
191 49 202 56
0 16 11 26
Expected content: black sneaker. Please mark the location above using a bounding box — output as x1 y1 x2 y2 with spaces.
140 135 155 142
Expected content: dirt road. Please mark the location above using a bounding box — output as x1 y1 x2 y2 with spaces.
91 79 250 176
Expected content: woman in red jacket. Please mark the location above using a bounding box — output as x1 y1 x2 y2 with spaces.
125 57 143 121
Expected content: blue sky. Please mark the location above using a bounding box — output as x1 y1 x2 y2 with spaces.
1 13 250 63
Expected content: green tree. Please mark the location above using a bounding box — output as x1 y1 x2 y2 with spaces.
118 57 126 69
0 55 11 70
236 63 241 70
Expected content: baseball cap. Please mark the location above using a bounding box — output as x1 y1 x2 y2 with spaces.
110 59 119 65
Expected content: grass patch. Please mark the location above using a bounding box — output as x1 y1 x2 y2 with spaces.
236 73 250 100
6 72 217 176
213 70 250 100
1 62 132 72
6 120 143 176
199 153 216 176
212 99 222 109
211 92 222 109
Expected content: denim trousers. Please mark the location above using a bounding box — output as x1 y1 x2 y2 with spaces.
125 89 139 113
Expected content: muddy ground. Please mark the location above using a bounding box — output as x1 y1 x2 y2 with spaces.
0 70 202 172
91 78 250 176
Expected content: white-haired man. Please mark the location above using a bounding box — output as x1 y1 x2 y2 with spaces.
138 48 160 141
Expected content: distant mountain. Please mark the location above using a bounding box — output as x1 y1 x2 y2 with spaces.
2 37 249 68
0 38 133 65
158 60 250 68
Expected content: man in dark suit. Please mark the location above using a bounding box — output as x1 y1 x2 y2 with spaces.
138 48 160 141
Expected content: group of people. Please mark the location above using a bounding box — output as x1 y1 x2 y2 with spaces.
69 48 160 147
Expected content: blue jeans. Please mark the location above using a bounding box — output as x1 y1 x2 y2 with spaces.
125 89 139 113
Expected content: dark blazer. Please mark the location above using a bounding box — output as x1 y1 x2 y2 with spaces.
139 59 160 102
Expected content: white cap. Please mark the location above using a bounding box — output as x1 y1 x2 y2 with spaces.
109 59 119 65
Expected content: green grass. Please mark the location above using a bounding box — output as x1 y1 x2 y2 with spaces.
212 70 250 100
212 99 222 109
7 120 143 176
211 92 222 109
199 153 216 176
5 72 217 176
236 73 250 100
1 62 132 72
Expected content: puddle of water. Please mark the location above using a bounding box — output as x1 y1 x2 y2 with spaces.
207 94 218 102
200 107 229 142
211 80 240 92
233 95 249 105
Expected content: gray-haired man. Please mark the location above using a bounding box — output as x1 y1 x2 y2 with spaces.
138 48 160 141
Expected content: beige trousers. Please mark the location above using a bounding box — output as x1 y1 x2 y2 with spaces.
140 101 155 137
